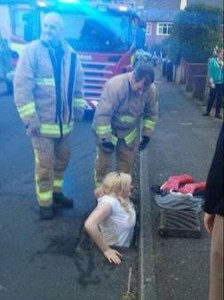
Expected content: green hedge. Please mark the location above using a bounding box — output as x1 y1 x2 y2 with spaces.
168 4 223 64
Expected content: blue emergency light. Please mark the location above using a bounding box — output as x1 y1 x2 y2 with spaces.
37 0 80 7
36 0 47 7
118 5 128 12
58 0 80 3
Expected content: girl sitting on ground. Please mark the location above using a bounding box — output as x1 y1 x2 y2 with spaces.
84 172 136 265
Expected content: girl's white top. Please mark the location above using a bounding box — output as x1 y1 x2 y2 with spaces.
97 195 136 247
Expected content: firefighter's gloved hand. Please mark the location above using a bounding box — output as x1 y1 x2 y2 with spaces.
139 136 150 151
102 141 115 153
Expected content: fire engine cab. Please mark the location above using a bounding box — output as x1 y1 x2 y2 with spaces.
0 0 144 110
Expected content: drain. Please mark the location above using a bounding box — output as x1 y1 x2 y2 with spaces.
158 209 201 238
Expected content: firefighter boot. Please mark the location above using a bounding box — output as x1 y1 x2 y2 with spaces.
39 205 54 220
53 192 74 209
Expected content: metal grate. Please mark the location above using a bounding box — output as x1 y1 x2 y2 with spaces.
158 209 201 239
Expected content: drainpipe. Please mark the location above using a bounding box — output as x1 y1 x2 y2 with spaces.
180 0 187 10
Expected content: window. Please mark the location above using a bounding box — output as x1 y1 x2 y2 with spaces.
157 22 173 35
146 22 152 35
58 12 130 52
11 9 34 41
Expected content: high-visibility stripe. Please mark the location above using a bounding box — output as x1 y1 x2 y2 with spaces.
94 148 101 188
53 179 63 189
124 128 137 145
96 147 99 160
131 54 135 66
111 135 118 145
10 42 24 56
35 78 55 86
17 102 36 118
34 149 40 164
95 125 111 136
37 189 52 202
116 115 136 123
40 123 74 136
34 149 52 203
94 168 99 187
143 119 155 130
73 97 85 108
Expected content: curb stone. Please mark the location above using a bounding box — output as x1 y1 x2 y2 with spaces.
139 150 157 300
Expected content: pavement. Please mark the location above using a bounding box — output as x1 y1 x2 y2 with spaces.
138 67 223 300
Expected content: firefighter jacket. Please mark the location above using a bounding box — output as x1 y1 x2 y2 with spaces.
14 39 84 138
92 72 158 147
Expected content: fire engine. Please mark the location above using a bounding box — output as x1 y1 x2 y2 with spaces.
0 0 144 110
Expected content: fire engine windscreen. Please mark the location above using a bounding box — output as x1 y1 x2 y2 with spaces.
59 12 131 52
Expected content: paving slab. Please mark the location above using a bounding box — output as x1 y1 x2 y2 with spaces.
139 67 222 300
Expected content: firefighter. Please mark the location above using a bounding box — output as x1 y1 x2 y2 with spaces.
14 12 84 219
92 64 159 187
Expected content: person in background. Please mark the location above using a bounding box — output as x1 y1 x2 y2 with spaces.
204 124 223 300
92 64 159 187
135 19 146 50
85 172 136 265
0 32 12 93
203 48 224 119
14 12 84 220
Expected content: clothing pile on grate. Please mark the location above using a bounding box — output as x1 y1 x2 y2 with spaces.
151 174 206 213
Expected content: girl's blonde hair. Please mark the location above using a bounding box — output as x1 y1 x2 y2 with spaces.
95 172 132 213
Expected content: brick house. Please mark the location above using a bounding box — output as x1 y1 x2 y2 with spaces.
136 0 185 48
136 0 223 48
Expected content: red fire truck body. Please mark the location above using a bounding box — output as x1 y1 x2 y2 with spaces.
1 0 139 110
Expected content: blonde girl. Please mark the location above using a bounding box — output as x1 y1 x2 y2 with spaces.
84 172 136 265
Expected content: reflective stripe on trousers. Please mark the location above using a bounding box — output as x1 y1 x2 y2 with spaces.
31 135 71 206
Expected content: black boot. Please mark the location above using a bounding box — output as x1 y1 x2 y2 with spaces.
39 205 54 220
53 192 74 209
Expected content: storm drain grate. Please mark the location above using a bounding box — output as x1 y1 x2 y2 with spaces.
158 209 201 238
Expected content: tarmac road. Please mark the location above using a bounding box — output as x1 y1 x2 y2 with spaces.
0 69 222 300
0 91 138 300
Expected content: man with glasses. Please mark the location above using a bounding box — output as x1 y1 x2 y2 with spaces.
92 64 159 187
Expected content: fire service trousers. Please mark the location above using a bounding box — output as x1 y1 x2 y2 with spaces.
206 84 224 116
31 134 71 207
94 137 137 187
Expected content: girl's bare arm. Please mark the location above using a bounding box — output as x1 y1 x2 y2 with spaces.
84 202 122 264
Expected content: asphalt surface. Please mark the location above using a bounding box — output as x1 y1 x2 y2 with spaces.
0 69 222 300
0 86 138 300
139 69 223 300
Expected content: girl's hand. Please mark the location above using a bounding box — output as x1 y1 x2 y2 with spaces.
103 248 123 265
204 213 215 234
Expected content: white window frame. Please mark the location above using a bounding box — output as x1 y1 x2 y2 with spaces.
146 22 152 35
156 22 173 35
